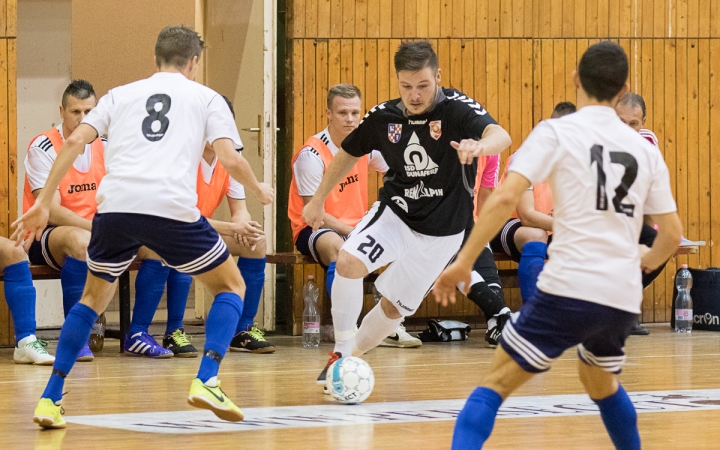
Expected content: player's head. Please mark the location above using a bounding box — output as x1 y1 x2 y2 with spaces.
394 41 441 116
155 25 205 79
615 92 646 132
574 42 629 105
60 79 97 135
326 84 362 140
550 101 576 118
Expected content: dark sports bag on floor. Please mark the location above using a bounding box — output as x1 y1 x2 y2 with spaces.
670 267 720 332
417 320 472 342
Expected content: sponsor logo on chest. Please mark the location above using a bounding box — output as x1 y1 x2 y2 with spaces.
404 181 443 200
404 132 439 177
67 183 97 194
338 174 359 193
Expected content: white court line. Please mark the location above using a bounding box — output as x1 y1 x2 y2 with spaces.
63 388 720 434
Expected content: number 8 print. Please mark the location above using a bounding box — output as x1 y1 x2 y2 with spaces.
142 94 172 142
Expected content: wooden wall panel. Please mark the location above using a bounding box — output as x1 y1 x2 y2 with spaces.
286 0 720 324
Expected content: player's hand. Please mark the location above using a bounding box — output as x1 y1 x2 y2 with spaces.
451 139 488 164
254 182 275 205
433 261 472 307
640 247 666 274
10 204 50 251
229 220 264 249
302 199 325 232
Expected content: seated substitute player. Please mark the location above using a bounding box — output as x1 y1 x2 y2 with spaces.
288 84 420 348
129 95 275 356
434 42 682 450
488 101 575 303
16 26 274 428
23 79 107 362
0 237 54 364
302 41 512 388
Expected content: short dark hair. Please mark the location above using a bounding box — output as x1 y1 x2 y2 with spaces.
394 41 438 73
62 79 96 108
221 95 235 119
577 42 628 102
327 84 362 109
551 101 576 118
617 92 647 119
155 25 205 69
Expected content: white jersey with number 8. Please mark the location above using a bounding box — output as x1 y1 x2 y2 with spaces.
82 72 242 223
509 105 677 313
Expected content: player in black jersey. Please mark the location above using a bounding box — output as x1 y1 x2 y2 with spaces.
303 41 512 389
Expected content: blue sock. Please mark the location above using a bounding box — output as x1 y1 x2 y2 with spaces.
235 257 266 333
165 269 192 335
43 303 98 402
593 385 641 450
3 261 37 343
198 292 243 383
326 261 336 299
60 256 88 317
452 387 503 449
130 259 170 335
518 242 547 303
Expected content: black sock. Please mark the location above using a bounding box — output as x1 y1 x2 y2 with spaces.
467 282 507 320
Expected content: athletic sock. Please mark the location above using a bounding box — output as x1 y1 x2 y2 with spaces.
330 274 364 356
518 242 547 303
353 302 402 355
130 259 170 335
42 303 98 402
235 257 266 333
197 292 243 383
325 261 336 298
60 257 88 317
165 269 192 334
467 281 507 322
3 261 37 343
451 387 503 450
593 385 641 450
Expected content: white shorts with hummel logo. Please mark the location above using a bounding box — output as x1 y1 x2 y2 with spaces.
342 201 464 316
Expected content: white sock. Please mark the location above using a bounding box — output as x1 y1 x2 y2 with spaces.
331 274 364 356
204 376 218 387
353 302 403 356
487 317 497 330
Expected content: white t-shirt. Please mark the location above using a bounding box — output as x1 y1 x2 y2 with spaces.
509 106 677 313
293 127 389 196
199 156 246 200
82 72 242 222
25 124 102 191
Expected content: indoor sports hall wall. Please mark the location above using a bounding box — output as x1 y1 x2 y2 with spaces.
286 0 720 324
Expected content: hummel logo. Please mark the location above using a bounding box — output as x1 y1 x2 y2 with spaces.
203 385 225 403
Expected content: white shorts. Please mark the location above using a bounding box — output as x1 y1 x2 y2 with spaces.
342 202 464 316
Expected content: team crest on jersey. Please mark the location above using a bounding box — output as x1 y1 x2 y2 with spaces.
388 124 402 143
429 121 442 140
404 132 439 177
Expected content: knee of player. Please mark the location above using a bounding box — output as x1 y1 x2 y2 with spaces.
0 241 28 268
63 227 91 260
517 227 548 248
380 297 404 319
335 250 368 279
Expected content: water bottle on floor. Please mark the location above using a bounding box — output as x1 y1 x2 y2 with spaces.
88 312 106 352
674 264 693 333
302 275 320 347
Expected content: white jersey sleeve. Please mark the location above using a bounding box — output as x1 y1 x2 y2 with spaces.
83 92 113 137
368 150 389 173
507 121 562 185
25 137 57 191
644 151 677 215
293 148 325 196
205 95 243 148
227 176 246 200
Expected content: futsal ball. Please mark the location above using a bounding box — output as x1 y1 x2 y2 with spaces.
326 356 375 404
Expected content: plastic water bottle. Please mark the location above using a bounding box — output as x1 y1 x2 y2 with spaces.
88 312 106 352
674 264 693 333
302 275 320 347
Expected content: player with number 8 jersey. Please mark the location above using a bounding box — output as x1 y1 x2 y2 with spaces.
16 26 274 429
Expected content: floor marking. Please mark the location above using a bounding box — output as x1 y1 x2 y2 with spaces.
64 388 720 434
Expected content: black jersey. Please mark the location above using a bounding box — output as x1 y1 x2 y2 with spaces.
341 88 498 236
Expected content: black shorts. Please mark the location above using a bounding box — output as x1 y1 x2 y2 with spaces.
87 213 230 282
27 226 61 270
489 219 523 262
295 225 343 268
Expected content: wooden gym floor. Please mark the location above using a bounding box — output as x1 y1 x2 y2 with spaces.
2 325 719 449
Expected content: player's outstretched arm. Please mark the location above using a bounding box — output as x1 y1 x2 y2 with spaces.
301 196 354 236
213 138 274 205
452 124 512 164
34 190 93 231
640 212 683 273
433 172 530 306
11 123 97 247
516 190 553 232
302 149 359 232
